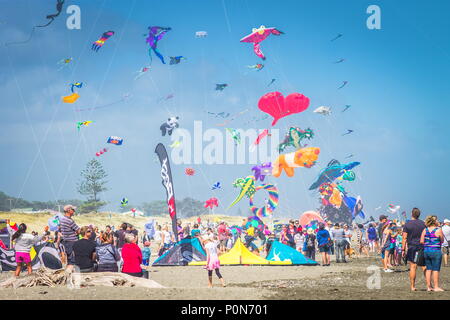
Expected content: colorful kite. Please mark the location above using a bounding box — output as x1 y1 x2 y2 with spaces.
57 57 73 71
226 128 241 144
240 25 284 60
121 198 129 207
146 26 171 64
247 63 264 71
62 93 80 103
204 198 219 210
95 148 108 157
92 31 114 52
258 92 310 126
251 163 272 182
71 82 82 93
107 136 123 145
228 176 256 209
309 159 360 190
169 56 186 65
76 121 92 131
249 184 279 218
272 147 320 178
278 127 314 153
169 140 181 148
185 168 195 176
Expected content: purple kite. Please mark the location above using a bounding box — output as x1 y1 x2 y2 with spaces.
240 25 283 60
146 26 171 64
252 162 272 182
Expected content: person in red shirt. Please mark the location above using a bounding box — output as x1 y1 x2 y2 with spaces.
217 222 228 252
121 233 143 277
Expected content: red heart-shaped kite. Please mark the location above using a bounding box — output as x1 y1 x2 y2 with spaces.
258 92 310 126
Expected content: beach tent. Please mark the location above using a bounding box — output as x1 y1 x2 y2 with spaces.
189 238 290 266
0 242 62 271
152 237 206 266
266 241 319 265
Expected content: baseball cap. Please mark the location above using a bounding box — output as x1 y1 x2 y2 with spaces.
63 205 77 212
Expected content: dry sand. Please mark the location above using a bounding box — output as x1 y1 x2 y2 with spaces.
1 256 449 300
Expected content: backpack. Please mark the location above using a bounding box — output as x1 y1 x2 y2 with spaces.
307 234 315 248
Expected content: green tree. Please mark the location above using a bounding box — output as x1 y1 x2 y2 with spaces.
77 159 108 213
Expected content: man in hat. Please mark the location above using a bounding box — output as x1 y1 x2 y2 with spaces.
59 205 80 271
442 219 450 267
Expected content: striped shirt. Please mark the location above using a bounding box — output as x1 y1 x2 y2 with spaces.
59 215 80 242
424 228 441 252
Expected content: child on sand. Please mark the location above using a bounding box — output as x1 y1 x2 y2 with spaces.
142 241 151 266
11 223 42 277
203 237 226 288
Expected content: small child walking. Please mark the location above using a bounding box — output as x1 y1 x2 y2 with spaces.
11 223 41 277
203 237 225 288
142 241 151 266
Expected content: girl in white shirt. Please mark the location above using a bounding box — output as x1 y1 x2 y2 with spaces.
203 237 225 288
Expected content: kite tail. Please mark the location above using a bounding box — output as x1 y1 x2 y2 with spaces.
253 43 265 60
4 27 36 46
152 48 166 64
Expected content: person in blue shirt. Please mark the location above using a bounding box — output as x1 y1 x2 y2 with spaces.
142 241 151 266
191 224 201 238
317 223 332 266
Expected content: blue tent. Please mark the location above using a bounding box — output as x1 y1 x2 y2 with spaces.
152 237 206 266
266 241 318 265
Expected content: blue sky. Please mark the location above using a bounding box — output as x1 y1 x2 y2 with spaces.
1 0 449 219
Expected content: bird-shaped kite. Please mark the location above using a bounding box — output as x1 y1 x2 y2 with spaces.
92 31 114 52
146 26 171 64
240 25 284 60
76 121 92 131
342 129 354 136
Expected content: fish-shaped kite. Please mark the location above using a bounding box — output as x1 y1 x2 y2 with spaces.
169 56 186 65
240 25 284 60
247 63 264 71
313 106 331 116
92 31 114 52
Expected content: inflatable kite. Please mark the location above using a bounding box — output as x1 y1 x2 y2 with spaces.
121 198 129 206
107 136 123 145
240 25 284 60
185 168 195 176
62 93 80 103
92 31 114 52
299 211 324 227
228 176 256 209
249 184 279 218
258 92 310 126
343 195 365 219
387 204 400 214
251 163 272 182
95 148 108 157
226 128 241 144
146 26 171 64
278 127 314 153
309 159 360 190
204 198 219 209
313 106 331 116
272 147 320 178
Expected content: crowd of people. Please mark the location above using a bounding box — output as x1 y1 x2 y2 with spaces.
5 204 449 291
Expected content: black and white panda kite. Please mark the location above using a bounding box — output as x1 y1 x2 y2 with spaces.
160 116 179 136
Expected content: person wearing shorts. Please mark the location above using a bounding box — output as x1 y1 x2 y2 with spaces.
420 215 444 292
11 223 42 277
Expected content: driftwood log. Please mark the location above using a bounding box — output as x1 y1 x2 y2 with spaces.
0 268 164 289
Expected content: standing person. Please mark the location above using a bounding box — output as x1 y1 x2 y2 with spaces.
317 223 331 266
114 223 128 250
153 225 163 254
380 222 395 272
279 225 290 245
303 229 317 261
441 219 450 267
142 241 151 267
203 237 226 288
11 223 42 277
420 216 444 292
402 208 426 291
59 205 81 271
356 224 370 258
325 221 335 256
331 223 347 263
343 224 353 259
142 231 151 244
72 227 97 273
367 223 378 253
294 230 305 253
121 233 143 277
217 222 228 252
377 215 388 252
191 224 201 238
95 232 120 272
160 225 173 256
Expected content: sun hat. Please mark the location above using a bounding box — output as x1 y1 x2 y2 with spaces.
63 205 77 212
444 219 450 224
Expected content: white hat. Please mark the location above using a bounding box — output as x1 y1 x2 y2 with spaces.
444 219 450 224
63 205 77 212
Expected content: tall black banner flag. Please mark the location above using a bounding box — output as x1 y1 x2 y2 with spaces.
155 143 178 242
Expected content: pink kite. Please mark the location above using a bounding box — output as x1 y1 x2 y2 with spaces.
299 211 324 227
258 92 310 126
204 197 219 209
240 25 283 60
